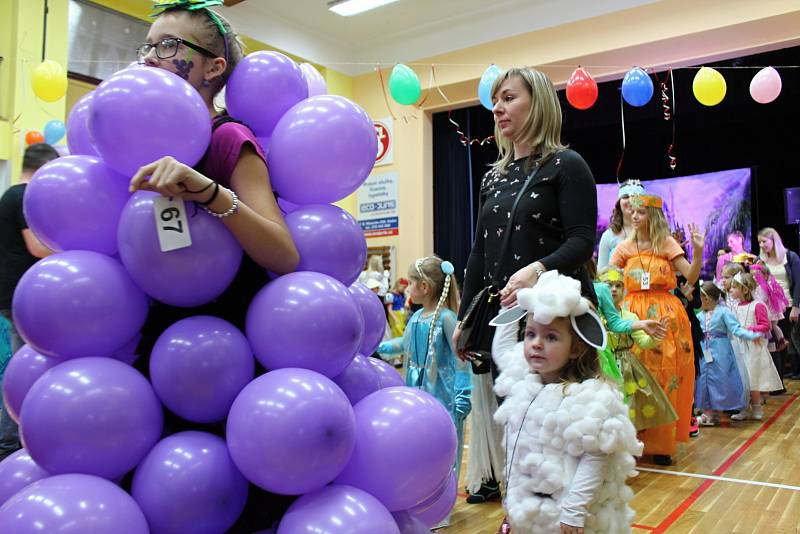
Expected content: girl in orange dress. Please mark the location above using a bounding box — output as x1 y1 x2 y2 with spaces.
610 194 705 466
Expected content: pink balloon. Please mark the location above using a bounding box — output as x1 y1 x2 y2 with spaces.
749 66 782 104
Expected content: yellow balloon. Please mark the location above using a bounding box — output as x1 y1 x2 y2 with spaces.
31 60 67 102
692 66 726 106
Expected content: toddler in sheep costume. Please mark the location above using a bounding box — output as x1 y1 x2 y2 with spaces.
490 271 643 534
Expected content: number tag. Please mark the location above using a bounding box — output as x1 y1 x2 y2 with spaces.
640 272 651 290
153 196 192 252
703 348 714 363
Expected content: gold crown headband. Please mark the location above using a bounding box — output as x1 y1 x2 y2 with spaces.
629 194 663 209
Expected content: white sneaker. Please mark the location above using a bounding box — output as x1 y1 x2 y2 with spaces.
752 406 764 420
731 408 751 421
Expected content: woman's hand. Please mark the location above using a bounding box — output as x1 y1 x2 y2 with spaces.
679 281 695 300
500 264 540 308
560 523 584 534
688 223 705 252
790 306 799 323
130 156 216 202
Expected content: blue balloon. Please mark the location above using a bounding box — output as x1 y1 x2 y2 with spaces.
621 67 654 107
43 119 66 145
478 64 503 111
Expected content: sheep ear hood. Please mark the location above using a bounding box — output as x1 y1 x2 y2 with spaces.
490 271 607 350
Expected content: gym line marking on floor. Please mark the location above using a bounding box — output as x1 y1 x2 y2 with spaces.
637 467 800 492
650 393 799 533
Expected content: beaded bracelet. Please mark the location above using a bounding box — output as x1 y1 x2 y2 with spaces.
201 187 239 218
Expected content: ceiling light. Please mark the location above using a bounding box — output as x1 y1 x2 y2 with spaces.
328 0 400 16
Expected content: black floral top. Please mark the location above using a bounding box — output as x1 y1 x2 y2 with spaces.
458 149 598 318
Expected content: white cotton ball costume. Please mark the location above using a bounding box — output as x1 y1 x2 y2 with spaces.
491 271 643 533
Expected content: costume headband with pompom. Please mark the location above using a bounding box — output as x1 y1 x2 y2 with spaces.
598 269 623 283
489 270 607 350
629 194 663 209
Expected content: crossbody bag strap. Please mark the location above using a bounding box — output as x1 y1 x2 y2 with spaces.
490 159 547 287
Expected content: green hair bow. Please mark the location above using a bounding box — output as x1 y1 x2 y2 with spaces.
151 0 228 36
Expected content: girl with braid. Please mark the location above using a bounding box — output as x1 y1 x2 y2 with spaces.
378 256 472 489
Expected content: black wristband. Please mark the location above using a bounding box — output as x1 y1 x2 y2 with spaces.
199 181 220 206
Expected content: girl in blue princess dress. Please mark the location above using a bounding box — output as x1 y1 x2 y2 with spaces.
695 281 762 426
378 256 472 484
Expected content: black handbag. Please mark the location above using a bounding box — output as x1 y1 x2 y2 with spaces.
457 160 545 374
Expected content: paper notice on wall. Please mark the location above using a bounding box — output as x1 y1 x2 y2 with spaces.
358 171 398 238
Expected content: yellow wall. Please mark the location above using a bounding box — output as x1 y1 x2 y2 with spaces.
0 0 69 181
350 0 800 278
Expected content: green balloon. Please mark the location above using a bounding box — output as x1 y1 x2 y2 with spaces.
388 64 421 105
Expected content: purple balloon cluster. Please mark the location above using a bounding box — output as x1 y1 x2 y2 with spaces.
1 52 456 534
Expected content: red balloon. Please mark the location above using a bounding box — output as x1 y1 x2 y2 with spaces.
25 131 44 145
566 67 598 110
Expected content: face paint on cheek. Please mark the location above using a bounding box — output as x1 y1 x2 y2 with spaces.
171 56 194 80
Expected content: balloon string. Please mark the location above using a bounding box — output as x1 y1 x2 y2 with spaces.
653 68 678 170
430 65 495 147
615 90 626 182
375 64 398 122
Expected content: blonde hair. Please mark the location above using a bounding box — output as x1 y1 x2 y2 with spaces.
722 262 745 278
490 68 566 174
160 7 245 95
367 254 384 273
758 227 787 264
732 272 757 301
629 205 671 253
408 256 460 362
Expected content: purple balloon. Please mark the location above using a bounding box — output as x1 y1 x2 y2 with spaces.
349 281 387 356
2 345 58 424
335 387 457 511
24 156 130 255
12 251 148 358
0 474 149 533
368 357 405 388
408 471 457 527
89 66 211 177
256 135 270 157
332 354 382 405
107 332 142 365
227 368 356 495
226 51 308 138
277 196 298 214
268 95 377 204
150 316 254 423
132 431 248 534
66 91 98 156
246 272 363 377
117 191 243 307
286 204 367 285
21 357 163 480
392 511 432 534
0 449 49 507
300 62 327 97
277 485 400 534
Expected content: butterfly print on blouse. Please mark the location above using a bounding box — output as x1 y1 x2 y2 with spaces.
530 192 540 199
532 213 541 219
514 254 521 261
497 227 504 237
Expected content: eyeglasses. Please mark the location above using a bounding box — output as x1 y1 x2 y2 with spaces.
136 37 217 61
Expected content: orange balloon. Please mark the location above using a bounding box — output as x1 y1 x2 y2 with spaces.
25 131 45 145
566 67 598 110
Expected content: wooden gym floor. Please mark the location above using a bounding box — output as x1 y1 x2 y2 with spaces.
443 381 800 533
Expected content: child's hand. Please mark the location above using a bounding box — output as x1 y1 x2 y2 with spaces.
560 523 584 534
453 324 467 362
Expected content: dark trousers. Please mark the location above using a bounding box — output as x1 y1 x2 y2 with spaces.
773 308 800 377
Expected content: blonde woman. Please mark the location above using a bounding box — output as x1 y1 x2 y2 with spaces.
758 227 800 380
610 194 704 466
452 67 598 503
